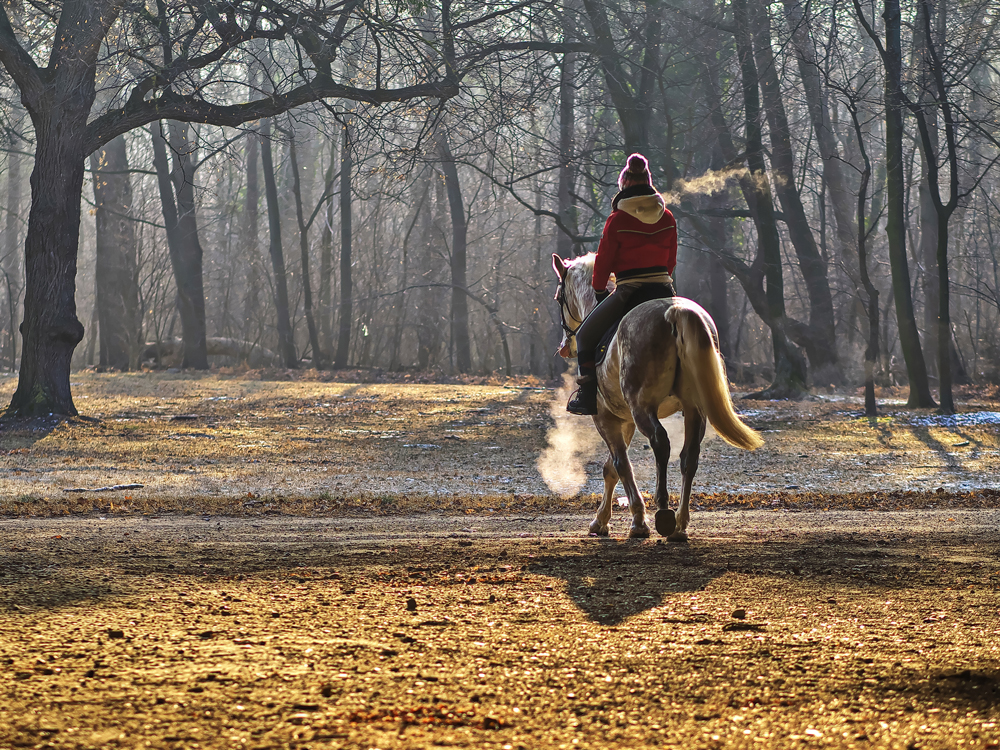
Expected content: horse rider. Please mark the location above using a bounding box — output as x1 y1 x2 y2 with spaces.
567 153 678 415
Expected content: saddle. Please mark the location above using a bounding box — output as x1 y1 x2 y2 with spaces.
595 283 675 365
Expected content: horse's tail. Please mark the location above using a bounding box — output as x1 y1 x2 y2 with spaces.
667 305 764 451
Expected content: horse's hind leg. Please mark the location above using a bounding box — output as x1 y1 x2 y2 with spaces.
674 409 707 542
633 410 675 538
593 416 647 538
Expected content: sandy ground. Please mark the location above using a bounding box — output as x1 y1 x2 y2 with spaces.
1 511 999 749
2 372 1000 748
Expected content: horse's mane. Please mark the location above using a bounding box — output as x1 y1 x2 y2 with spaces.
565 253 615 313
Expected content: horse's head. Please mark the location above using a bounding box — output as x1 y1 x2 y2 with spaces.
552 253 598 359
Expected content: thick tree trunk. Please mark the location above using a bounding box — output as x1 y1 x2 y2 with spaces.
289 135 324 368
150 122 208 369
882 0 936 407
334 121 353 369
8 125 87 416
259 118 297 369
752 0 840 384
90 134 139 370
3 0 119 417
437 132 472 373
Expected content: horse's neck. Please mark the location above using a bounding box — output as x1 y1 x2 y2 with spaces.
572 269 595 319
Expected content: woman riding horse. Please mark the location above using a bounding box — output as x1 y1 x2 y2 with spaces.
568 153 678 415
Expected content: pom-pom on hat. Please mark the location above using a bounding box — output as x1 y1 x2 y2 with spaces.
618 153 653 190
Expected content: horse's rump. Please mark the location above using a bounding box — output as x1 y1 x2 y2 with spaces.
665 301 764 451
612 297 762 451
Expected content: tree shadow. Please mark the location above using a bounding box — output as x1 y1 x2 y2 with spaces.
906 425 969 475
0 414 68 450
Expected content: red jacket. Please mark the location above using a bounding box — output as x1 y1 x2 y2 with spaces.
592 189 677 291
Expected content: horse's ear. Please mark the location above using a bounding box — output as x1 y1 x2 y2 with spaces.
552 253 568 280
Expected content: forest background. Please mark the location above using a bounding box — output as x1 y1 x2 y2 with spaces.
1 0 999 419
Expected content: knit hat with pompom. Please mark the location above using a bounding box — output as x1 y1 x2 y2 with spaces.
618 153 653 190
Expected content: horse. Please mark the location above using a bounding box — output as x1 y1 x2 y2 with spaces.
552 252 763 540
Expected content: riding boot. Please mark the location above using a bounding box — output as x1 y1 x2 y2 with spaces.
567 362 598 415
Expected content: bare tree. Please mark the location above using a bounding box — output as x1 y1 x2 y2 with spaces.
90 135 140 369
0 0 576 415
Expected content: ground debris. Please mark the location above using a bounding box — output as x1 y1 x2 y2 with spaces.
62 483 144 493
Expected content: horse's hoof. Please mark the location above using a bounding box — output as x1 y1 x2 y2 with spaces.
628 523 650 539
654 508 676 537
589 522 610 537
668 530 689 543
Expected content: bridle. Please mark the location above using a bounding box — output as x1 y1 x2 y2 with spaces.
555 281 581 339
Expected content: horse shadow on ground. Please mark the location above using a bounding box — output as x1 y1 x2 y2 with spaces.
528 539 717 625
526 525 997 627
1 519 995 626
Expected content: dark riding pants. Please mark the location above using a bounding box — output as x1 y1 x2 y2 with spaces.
576 282 675 367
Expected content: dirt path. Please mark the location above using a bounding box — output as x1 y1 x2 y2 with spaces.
2 510 998 749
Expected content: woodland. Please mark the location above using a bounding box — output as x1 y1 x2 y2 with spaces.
1 0 999 418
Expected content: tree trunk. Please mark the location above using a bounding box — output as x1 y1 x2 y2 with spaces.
556 51 578 258
150 122 208 369
781 0 860 282
415 170 442 370
582 0 658 156
881 0 936 407
733 0 807 398
259 117 297 369
289 133 324 368
318 140 336 357
437 132 472 373
89 134 140 370
3 0 119 417
752 0 840 384
914 0 940 378
8 123 87 416
334 121 353 369
3 122 23 372
847 101 881 416
703 169 732 358
242 128 263 347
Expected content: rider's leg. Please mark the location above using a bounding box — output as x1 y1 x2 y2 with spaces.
568 291 627 415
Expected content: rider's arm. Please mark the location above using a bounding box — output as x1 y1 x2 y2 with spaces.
592 213 619 293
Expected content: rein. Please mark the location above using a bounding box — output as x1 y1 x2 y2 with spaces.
555 282 581 338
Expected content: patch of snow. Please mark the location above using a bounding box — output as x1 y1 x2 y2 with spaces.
907 411 1000 427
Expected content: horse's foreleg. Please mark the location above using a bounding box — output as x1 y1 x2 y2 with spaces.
593 417 646 538
674 409 707 542
633 410 675 538
590 455 618 536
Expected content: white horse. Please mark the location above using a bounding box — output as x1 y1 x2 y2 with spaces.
553 253 763 540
